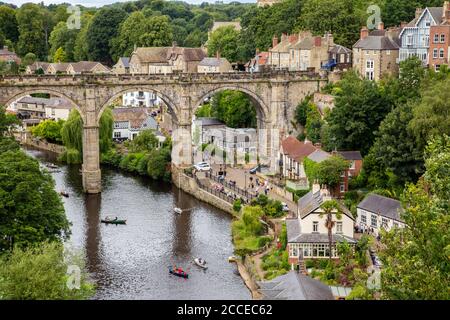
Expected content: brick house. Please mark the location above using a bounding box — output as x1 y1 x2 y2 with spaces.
278 136 317 180
353 22 401 81
429 2 450 71
335 151 363 196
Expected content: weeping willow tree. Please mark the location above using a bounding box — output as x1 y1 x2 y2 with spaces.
59 108 113 164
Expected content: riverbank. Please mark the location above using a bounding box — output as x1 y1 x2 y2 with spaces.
15 132 65 155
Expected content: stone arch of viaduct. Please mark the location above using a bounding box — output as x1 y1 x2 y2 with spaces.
0 72 327 193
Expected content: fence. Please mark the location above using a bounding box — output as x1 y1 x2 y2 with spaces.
195 176 236 204
205 171 256 201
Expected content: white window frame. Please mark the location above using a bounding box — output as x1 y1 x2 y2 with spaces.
407 35 413 45
313 221 319 233
336 222 343 234
434 33 439 43
371 214 377 228
439 48 444 58
440 34 445 43
433 48 438 59
360 213 367 224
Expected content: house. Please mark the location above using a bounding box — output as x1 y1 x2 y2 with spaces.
327 44 352 71
204 126 257 161
278 136 317 180
0 46 21 64
289 32 335 71
25 62 50 75
353 22 401 81
112 57 130 74
197 56 233 73
429 2 450 71
44 97 73 121
112 107 159 141
245 50 269 72
257 271 334 300
166 45 206 73
257 0 282 7
66 61 110 75
192 117 226 146
356 194 405 236
129 45 206 74
399 4 448 66
122 91 160 108
287 183 355 264
269 33 299 69
46 63 70 75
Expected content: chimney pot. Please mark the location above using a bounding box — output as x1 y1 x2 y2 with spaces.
378 21 384 31
314 36 322 47
360 27 369 40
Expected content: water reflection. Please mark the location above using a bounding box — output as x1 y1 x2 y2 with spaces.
24 146 250 300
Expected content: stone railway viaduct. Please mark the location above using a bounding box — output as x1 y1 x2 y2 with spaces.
0 71 328 193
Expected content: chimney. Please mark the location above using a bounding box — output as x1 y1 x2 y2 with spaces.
444 1 450 21
289 34 299 44
378 21 384 31
360 27 369 40
400 21 407 29
314 36 322 47
272 35 279 48
320 185 332 202
312 180 320 194
415 8 423 20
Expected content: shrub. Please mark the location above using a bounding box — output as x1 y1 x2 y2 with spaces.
233 199 242 213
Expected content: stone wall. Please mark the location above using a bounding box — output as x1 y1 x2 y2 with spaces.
16 131 65 155
172 165 235 215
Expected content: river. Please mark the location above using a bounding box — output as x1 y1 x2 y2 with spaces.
24 147 250 300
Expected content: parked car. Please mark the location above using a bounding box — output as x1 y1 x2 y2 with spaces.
194 162 211 171
281 202 289 212
249 165 260 174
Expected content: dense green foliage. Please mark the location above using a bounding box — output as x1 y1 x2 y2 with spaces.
207 26 240 62
380 136 450 300
209 90 257 128
0 241 94 300
250 194 284 218
60 108 113 164
31 119 65 144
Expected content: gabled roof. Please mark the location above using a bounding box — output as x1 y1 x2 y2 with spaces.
281 136 317 161
132 47 170 64
357 194 404 222
167 47 206 62
70 61 110 73
257 271 334 300
329 44 352 54
112 107 151 129
307 149 331 163
297 190 353 220
119 57 130 68
400 7 444 37
336 151 362 160
0 47 18 56
353 33 400 50
198 57 230 67
27 62 50 72
291 37 314 50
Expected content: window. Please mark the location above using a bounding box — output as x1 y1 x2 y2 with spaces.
336 222 343 234
381 218 389 229
434 33 439 43
114 131 121 138
425 20 431 27
114 122 120 128
366 60 374 69
371 214 377 228
386 50 391 55
360 213 367 224
366 71 374 80
433 48 438 58
350 160 356 169
313 221 319 232
439 49 444 58
340 182 345 193
441 34 445 43
435 64 441 72
407 35 413 45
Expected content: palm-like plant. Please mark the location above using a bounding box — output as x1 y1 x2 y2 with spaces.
319 200 342 261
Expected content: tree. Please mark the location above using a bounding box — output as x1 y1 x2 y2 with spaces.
136 15 173 47
319 200 342 262
49 21 78 62
316 155 349 190
211 90 257 128
0 105 20 137
86 7 128 65
207 26 240 62
305 103 323 143
73 14 93 61
0 149 70 251
0 5 19 43
31 119 65 144
22 52 36 66
409 77 450 150
128 129 159 153
325 71 393 155
53 47 67 63
16 3 49 60
370 103 423 186
147 147 171 181
0 241 94 299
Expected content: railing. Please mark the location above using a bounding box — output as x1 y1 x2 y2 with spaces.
205 171 255 201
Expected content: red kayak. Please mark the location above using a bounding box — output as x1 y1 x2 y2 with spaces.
168 266 189 279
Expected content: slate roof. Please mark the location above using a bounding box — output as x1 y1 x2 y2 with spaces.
112 107 151 129
297 190 353 220
428 7 445 24
357 194 404 222
167 47 206 62
48 63 70 72
198 57 230 67
132 47 170 64
329 44 352 54
257 271 334 300
281 136 317 161
195 117 225 126
307 149 331 163
353 33 400 50
291 37 314 50
16 96 73 109
70 61 110 73
119 57 130 68
27 62 50 72
336 151 362 160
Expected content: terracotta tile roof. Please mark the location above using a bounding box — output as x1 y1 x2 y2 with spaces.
281 136 317 161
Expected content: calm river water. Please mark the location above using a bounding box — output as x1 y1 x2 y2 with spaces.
24 147 250 300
